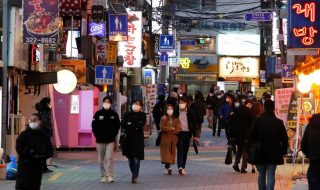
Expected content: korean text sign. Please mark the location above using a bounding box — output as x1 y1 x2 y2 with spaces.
288 0 320 48
118 11 142 68
219 57 259 78
23 0 59 44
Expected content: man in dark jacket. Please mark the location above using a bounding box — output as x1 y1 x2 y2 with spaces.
92 96 120 183
249 100 288 190
177 97 197 175
218 94 234 139
152 94 166 131
212 92 224 136
302 113 320 190
190 92 206 139
205 89 215 129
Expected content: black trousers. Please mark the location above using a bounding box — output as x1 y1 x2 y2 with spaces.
128 157 140 178
177 131 191 169
234 139 248 170
308 161 320 190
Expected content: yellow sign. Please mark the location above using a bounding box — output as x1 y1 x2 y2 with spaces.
180 58 190 69
107 41 118 64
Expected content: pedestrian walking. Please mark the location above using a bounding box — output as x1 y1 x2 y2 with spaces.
35 97 54 173
190 92 206 139
212 92 224 136
152 94 166 132
121 99 146 184
205 89 215 129
229 99 254 173
301 113 320 190
218 94 234 140
91 96 120 183
159 104 180 175
15 113 53 190
249 100 288 190
176 97 197 175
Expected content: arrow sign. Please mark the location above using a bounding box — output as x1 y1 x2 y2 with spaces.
102 67 107 78
244 12 272 21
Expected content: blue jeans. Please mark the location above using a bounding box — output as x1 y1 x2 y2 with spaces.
256 164 277 190
128 158 140 178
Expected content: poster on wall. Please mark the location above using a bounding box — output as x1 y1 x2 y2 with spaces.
48 59 86 83
23 0 59 44
70 95 79 114
118 11 142 68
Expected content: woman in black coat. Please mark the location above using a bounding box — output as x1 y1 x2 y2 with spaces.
15 113 53 190
121 99 146 184
249 100 288 190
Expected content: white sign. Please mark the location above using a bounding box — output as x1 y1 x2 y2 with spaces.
70 95 80 114
217 33 260 56
118 11 142 68
272 12 287 53
219 57 259 78
96 38 107 59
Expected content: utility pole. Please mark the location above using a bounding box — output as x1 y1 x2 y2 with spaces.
160 0 169 84
1 0 8 155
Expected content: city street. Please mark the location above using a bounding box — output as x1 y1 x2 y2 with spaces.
0 126 308 190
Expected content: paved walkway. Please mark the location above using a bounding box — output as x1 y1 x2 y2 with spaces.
0 126 308 190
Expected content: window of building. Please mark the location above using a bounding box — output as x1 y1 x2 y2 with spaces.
202 0 216 11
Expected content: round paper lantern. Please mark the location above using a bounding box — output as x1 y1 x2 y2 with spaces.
53 70 77 94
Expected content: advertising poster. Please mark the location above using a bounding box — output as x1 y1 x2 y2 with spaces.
23 0 59 44
48 59 86 83
96 38 108 63
275 88 295 126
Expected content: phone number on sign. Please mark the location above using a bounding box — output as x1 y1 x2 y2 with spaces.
25 37 57 44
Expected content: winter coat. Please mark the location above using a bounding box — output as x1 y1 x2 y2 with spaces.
302 114 320 163
218 103 233 122
35 103 53 137
15 127 53 190
91 108 120 144
228 106 254 140
249 111 288 165
205 95 214 110
190 100 206 124
178 109 197 138
212 97 224 115
160 116 180 164
121 111 147 160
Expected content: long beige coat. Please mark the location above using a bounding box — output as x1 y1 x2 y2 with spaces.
159 116 180 164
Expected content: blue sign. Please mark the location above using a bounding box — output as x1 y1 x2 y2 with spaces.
159 35 174 51
144 70 152 84
181 40 196 46
288 1 320 48
244 12 272 21
109 14 128 41
89 21 106 38
160 52 168 65
95 66 114 85
281 64 294 83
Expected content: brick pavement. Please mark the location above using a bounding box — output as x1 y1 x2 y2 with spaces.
0 127 308 190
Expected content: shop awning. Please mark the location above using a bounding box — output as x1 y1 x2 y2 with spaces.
172 73 218 84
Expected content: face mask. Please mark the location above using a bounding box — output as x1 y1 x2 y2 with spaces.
248 93 253 97
179 103 186 110
29 122 39 129
242 99 246 103
167 109 174 115
235 102 240 108
217 95 222 99
209 93 213 97
103 103 111 110
132 104 141 112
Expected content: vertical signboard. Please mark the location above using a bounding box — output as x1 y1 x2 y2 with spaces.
23 0 59 44
107 41 118 64
118 11 142 68
109 14 128 41
288 0 320 48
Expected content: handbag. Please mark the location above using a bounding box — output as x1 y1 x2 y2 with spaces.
224 145 233 165
119 133 127 156
248 142 261 164
155 132 162 146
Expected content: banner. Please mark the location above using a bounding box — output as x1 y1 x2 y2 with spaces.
23 0 59 44
118 11 142 67
275 88 295 126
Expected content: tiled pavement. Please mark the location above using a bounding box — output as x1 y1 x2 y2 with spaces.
0 126 308 190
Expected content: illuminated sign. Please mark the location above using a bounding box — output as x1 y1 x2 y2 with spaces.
288 0 320 48
180 58 191 69
217 34 260 56
272 12 287 53
219 57 259 78
88 21 106 38
118 11 142 68
53 70 77 94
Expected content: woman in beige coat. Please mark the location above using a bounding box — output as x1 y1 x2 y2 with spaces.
160 104 180 175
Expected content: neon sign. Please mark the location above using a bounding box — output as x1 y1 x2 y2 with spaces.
289 0 320 48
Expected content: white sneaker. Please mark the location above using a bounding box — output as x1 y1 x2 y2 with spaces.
164 169 168 174
181 169 186 175
107 176 114 183
101 177 107 183
178 167 183 175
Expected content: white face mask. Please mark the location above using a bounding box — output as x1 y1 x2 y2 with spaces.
132 104 141 112
167 109 174 115
179 103 186 110
209 93 213 96
103 103 111 110
235 102 240 108
29 122 39 129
